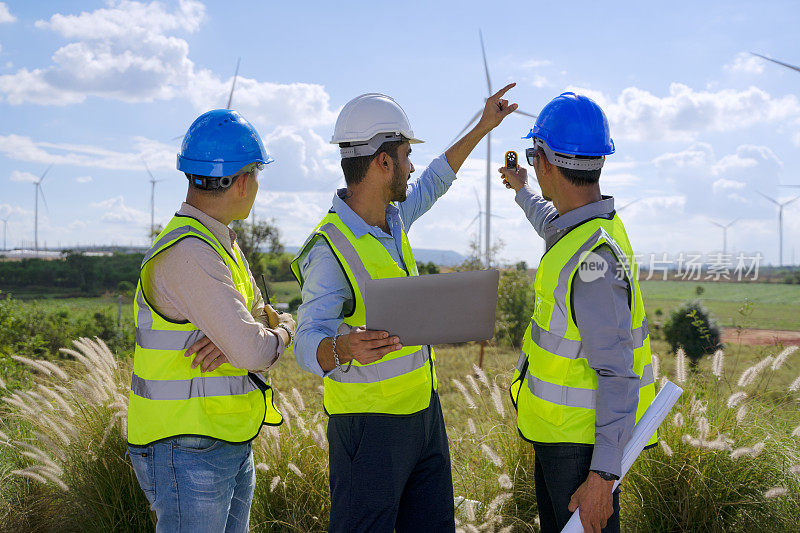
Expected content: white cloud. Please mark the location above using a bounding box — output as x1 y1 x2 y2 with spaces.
0 203 30 217
76 175 92 183
90 195 148 224
567 83 800 142
9 170 39 183
0 134 175 170
521 59 552 69
530 75 548 88
713 178 746 193
653 143 784 217
725 52 765 75
0 3 16 24
0 0 338 133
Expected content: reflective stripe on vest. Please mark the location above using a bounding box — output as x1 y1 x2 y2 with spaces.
316 222 429 383
521 363 655 410
326 346 430 384
529 318 649 360
131 372 258 400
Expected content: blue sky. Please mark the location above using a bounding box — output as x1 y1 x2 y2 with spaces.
1 0 800 266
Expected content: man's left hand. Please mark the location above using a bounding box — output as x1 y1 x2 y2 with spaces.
476 83 519 133
568 471 615 533
185 335 230 372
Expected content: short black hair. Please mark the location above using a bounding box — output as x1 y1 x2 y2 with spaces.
555 153 602 186
340 140 405 186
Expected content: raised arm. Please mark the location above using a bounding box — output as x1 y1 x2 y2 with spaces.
444 83 518 173
499 165 558 238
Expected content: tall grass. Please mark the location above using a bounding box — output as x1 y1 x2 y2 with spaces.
2 338 799 532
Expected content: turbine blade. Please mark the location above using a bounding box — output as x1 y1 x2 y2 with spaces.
466 214 480 229
513 109 538 119
779 183 800 188
171 134 184 141
708 218 724 228
226 57 241 109
142 159 156 181
786 195 800 206
479 30 492 95
39 164 53 184
750 52 800 74
756 191 779 205
38 184 49 214
473 187 482 211
448 109 483 148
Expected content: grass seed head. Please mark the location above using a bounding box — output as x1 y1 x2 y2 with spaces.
764 487 788 498
726 391 747 408
675 348 687 384
771 346 797 371
270 475 281 492
711 349 725 378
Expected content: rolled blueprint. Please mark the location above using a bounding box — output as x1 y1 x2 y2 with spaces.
561 380 683 533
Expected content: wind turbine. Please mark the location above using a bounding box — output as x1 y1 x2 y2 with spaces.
466 187 504 253
450 31 538 268
143 161 164 238
172 58 242 141
708 218 739 256
750 52 800 74
757 192 800 266
1 217 8 251
617 198 641 212
33 165 53 255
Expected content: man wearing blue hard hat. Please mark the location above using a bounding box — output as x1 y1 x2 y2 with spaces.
500 93 656 533
127 109 295 532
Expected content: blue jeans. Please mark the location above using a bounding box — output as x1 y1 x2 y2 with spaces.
128 436 255 533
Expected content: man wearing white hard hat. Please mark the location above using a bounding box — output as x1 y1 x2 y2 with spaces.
291 86 517 532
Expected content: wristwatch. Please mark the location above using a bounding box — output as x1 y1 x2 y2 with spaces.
276 324 293 347
590 469 619 481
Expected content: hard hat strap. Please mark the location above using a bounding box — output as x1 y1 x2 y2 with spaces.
534 138 605 171
340 132 406 159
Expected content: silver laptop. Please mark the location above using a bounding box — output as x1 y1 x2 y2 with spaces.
365 269 499 346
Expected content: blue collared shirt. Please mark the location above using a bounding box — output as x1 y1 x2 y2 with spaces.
294 153 457 377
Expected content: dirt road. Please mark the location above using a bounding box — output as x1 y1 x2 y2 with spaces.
722 327 800 346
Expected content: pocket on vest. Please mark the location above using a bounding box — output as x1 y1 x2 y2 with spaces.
204 395 251 415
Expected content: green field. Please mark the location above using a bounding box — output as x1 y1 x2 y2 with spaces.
640 280 800 331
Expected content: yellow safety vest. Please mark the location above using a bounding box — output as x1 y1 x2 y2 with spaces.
127 214 282 446
291 211 437 416
510 213 657 446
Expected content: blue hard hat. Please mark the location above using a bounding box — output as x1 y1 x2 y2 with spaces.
523 92 614 157
177 109 274 177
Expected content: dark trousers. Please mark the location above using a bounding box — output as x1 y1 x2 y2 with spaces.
532 443 621 533
327 391 455 533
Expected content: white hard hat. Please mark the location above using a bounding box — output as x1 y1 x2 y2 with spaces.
331 93 424 158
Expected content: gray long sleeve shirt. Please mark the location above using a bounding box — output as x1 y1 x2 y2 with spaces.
515 185 639 477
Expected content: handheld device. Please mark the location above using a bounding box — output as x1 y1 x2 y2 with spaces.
503 150 518 189
505 150 518 170
260 274 272 305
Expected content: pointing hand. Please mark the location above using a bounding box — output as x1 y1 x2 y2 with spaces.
477 83 519 132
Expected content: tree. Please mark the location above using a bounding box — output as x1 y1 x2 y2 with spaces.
495 269 535 347
231 217 283 281
416 261 440 275
663 300 722 364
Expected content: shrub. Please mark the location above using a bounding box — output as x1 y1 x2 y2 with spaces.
663 300 721 364
494 270 534 348
416 261 440 275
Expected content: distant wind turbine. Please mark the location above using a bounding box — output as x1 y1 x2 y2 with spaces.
708 218 739 256
750 52 800 74
450 31 538 268
466 187 504 252
617 198 641 212
757 192 800 266
1 217 8 251
33 165 53 254
143 161 164 238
